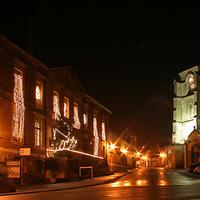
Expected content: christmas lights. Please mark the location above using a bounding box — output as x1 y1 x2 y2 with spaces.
93 117 99 156
47 148 103 160
53 94 61 120
47 115 104 160
51 128 78 150
73 103 81 129
12 72 25 141
102 121 106 141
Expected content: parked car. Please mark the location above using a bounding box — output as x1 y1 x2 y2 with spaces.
193 166 200 174
188 163 200 173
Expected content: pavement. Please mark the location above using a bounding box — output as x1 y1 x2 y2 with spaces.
176 169 200 179
0 172 128 196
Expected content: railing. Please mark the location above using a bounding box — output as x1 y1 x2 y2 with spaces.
79 166 94 179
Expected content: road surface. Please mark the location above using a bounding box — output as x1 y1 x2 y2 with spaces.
1 167 200 200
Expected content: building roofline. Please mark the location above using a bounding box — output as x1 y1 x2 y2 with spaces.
0 35 112 114
0 34 49 71
50 65 86 94
178 65 200 78
86 95 112 114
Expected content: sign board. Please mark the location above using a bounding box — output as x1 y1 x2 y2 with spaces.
19 148 31 156
7 161 20 178
7 161 20 166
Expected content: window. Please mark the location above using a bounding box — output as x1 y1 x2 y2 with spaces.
187 73 196 90
35 120 42 147
36 86 41 100
73 102 81 129
64 97 69 118
53 91 60 120
35 81 43 107
83 104 88 129
12 68 25 141
83 112 88 128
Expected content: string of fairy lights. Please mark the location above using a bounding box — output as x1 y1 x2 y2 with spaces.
93 117 99 156
11 73 106 159
53 94 61 120
12 72 25 141
102 121 106 141
51 127 78 150
73 103 81 129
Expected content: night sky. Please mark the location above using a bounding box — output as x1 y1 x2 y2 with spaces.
1 4 200 148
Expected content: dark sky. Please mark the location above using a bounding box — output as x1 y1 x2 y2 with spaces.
1 4 200 148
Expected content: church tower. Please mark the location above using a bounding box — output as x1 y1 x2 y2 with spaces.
172 66 199 168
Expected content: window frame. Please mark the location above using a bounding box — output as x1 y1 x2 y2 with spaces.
34 120 42 147
64 96 70 119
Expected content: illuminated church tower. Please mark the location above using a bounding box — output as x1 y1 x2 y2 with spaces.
172 66 199 168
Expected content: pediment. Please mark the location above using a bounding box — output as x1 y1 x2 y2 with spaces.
50 65 86 94
188 129 200 140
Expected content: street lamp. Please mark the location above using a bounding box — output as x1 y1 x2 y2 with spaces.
136 151 141 157
159 152 167 159
120 147 128 155
159 152 167 167
109 143 116 151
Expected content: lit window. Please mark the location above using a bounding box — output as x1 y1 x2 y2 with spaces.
53 91 60 120
93 115 99 156
83 113 87 125
35 120 42 146
64 97 69 118
35 86 41 100
12 69 25 141
35 81 43 107
102 121 106 141
187 73 196 90
73 103 81 129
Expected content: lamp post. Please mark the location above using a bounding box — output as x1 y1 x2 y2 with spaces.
107 142 116 173
159 152 167 167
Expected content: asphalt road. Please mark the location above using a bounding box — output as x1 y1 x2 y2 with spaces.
1 167 200 200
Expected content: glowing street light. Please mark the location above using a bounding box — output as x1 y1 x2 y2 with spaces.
120 147 128 154
109 143 116 151
136 151 141 157
160 152 167 159
141 155 148 161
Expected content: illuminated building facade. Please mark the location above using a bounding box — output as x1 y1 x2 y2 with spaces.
172 66 200 168
0 35 111 184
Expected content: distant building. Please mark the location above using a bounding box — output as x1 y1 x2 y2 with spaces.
0 35 111 184
185 129 200 168
107 130 137 172
172 66 200 168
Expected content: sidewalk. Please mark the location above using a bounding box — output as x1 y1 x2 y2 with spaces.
176 169 200 179
0 172 128 196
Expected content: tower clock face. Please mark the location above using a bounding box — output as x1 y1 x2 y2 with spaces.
187 73 196 90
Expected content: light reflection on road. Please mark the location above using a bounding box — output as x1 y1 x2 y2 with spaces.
1 168 200 199
111 167 170 187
